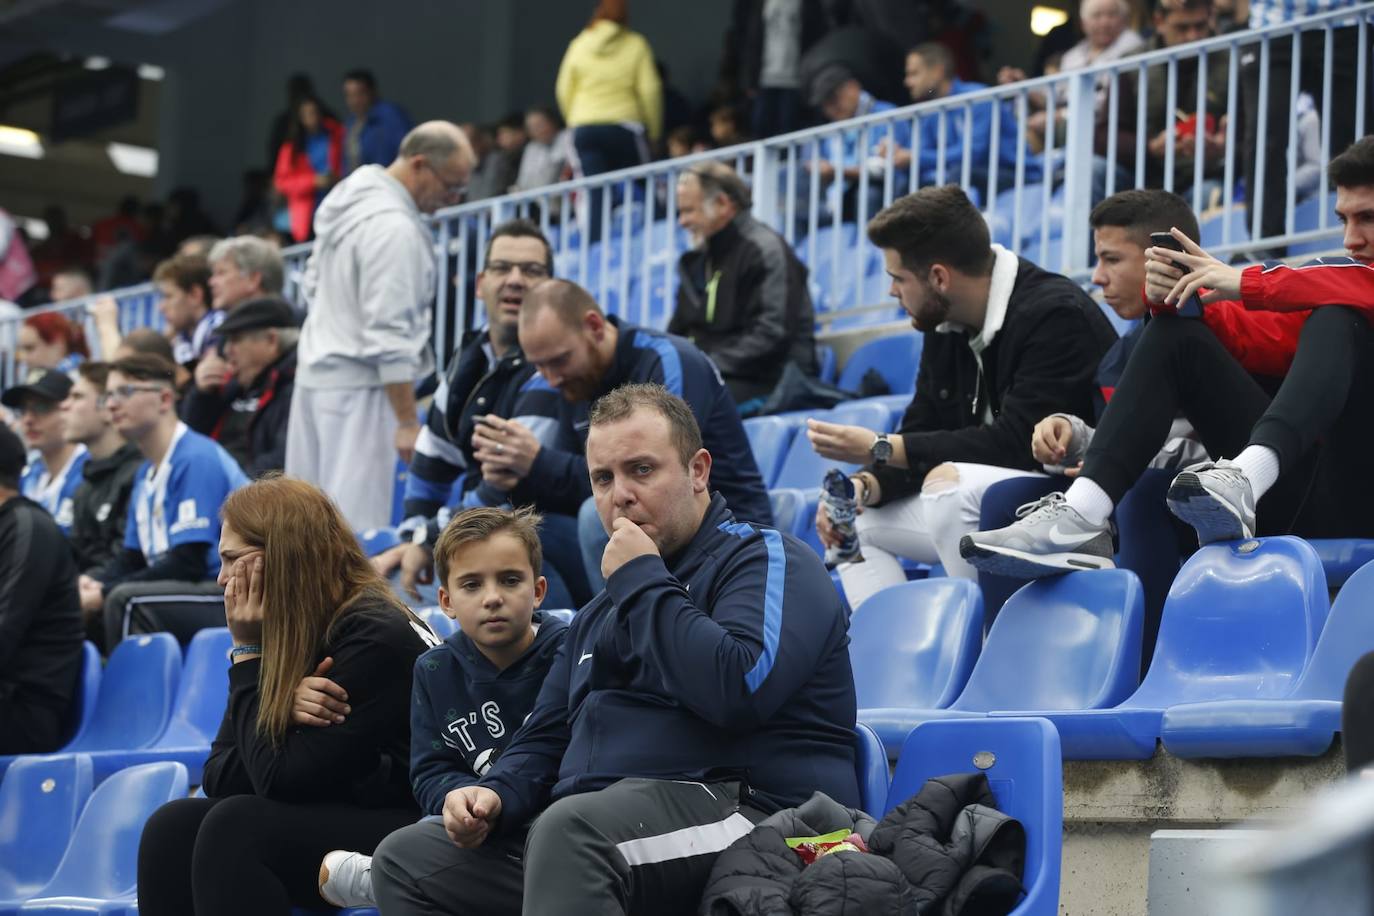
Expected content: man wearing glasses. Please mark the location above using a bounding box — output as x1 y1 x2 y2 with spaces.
377 220 588 608
287 120 475 530
80 353 248 653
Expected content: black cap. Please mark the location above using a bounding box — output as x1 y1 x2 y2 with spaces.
215 297 300 337
0 424 24 481
1 368 73 409
808 63 855 108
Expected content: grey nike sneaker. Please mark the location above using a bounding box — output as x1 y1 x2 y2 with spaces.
1166 459 1256 544
959 492 1116 578
319 850 374 908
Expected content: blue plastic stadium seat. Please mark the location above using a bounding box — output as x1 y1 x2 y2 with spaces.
60 643 102 749
867 571 1144 755
858 393 911 431
988 184 1049 251
1161 558 1374 758
975 476 1067 630
854 723 890 817
1004 537 1329 759
1309 539 1374 589
811 242 882 312
390 459 407 526
419 607 457 638
84 628 233 785
1289 195 1343 256
797 489 825 559
816 345 837 384
887 718 1062 916
357 527 401 558
1199 206 1251 248
829 400 891 436
768 488 808 539
18 761 188 915
773 410 856 490
836 332 923 395
0 754 94 912
742 416 797 489
850 579 984 756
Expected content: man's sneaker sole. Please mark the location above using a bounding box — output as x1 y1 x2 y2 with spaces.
959 535 1115 579
1167 471 1254 544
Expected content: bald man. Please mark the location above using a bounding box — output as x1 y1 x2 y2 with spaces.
287 121 476 530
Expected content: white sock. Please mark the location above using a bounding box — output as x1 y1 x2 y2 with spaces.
1064 477 1114 528
1232 445 1281 500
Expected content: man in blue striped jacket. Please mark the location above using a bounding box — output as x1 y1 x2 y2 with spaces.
379 383 856 916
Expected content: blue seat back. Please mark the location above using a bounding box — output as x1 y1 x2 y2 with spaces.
0 754 94 900
420 607 457 638
1310 539 1374 588
1200 206 1251 248
743 416 797 488
1290 560 1374 700
60 642 102 747
837 332 923 395
35 761 188 902
391 459 407 526
358 526 401 557
1114 469 1182 677
854 723 890 816
1127 537 1328 710
768 488 808 539
67 633 181 753
830 401 892 436
849 579 984 710
888 718 1062 916
157 628 233 748
774 412 856 490
951 570 1144 712
817 345 837 384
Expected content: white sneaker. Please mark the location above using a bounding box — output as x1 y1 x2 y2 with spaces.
319 849 374 908
960 491 1116 578
1166 459 1257 545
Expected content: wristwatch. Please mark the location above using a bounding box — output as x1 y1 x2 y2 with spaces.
870 433 893 467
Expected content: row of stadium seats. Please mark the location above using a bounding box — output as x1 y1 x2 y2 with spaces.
0 719 1063 916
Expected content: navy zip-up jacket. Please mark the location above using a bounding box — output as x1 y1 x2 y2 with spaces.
409 610 568 815
480 495 858 832
524 317 774 525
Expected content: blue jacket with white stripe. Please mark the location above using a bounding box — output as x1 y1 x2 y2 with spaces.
480 494 858 831
525 317 774 525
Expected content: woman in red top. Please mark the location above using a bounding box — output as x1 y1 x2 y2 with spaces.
272 97 343 243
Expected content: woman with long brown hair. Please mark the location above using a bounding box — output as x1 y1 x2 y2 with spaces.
136 475 436 914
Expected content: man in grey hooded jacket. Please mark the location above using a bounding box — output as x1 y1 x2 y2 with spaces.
286 121 474 530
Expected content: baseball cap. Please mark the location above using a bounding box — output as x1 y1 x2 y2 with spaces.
215 297 300 337
1 368 74 409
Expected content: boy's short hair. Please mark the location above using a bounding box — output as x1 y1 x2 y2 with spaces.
1328 137 1374 190
434 507 544 588
1089 189 1201 249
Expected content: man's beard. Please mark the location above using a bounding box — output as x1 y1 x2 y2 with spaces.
909 283 953 333
559 342 613 403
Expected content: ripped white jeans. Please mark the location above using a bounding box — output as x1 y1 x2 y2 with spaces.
838 462 1045 610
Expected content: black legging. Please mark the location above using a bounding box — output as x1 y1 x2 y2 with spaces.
137 794 417 915
1081 306 1374 536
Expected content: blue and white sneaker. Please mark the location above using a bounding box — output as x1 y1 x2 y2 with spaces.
959 492 1116 579
1166 459 1256 544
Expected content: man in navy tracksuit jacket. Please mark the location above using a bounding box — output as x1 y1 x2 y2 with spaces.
441 384 858 916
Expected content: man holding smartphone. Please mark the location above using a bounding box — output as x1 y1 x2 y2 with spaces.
963 138 1374 576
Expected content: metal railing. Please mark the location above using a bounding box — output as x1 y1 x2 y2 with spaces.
4 4 1366 388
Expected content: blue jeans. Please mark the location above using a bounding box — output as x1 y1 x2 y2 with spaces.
577 497 610 595
572 125 647 242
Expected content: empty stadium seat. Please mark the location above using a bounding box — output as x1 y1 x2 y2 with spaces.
1199 206 1251 248
1010 537 1329 759
854 723 890 817
743 416 797 488
773 411 856 490
358 527 401 557
0 754 94 912
987 184 1050 250
60 643 102 749
850 579 984 756
797 488 825 558
1310 539 1374 589
837 332 923 395
18 761 188 915
887 718 1062 916
767 488 808 539
419 607 457 638
1160 558 1374 758
866 571 1144 754
83 628 233 784
0 634 182 781
816 345 836 384
829 399 891 436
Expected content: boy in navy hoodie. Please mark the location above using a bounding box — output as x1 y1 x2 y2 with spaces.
317 506 567 910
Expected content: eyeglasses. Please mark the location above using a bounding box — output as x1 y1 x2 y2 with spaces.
485 260 550 279
422 159 467 200
98 384 167 408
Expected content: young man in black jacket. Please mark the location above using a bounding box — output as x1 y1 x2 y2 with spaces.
670 162 818 402
0 423 83 754
809 186 1116 609
182 297 297 477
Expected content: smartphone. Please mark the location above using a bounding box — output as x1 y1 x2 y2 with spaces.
1150 232 1205 318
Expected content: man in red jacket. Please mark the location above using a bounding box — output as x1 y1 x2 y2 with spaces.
963 137 1374 577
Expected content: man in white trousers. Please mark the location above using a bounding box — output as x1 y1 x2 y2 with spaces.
287 121 475 529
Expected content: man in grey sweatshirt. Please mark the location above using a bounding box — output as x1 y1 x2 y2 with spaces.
286 121 474 530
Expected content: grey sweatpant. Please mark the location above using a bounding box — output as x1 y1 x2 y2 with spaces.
285 384 399 531
372 778 764 916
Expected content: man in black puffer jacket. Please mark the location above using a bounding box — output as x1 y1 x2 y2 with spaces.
701 773 1025 915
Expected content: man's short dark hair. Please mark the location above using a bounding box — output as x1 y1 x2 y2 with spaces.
119 328 177 364
589 383 703 468
152 253 212 304
1328 137 1374 190
76 361 113 391
521 279 603 328
487 219 554 272
910 42 954 74
1089 189 1201 249
0 425 24 491
343 69 377 92
867 185 993 276
111 353 177 385
679 161 752 211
